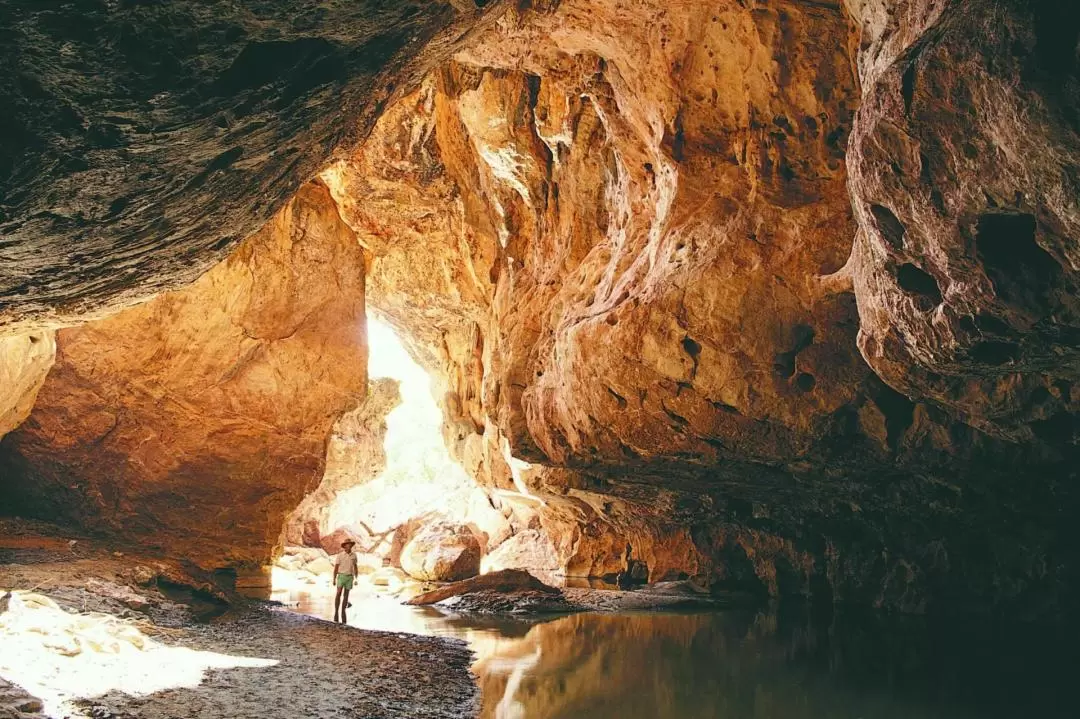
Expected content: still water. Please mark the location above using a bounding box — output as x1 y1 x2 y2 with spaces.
276 588 1075 719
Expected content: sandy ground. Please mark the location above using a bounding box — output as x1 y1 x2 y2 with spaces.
68 607 478 719
0 521 479 719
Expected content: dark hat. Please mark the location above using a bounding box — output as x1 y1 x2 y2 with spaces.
341 539 356 548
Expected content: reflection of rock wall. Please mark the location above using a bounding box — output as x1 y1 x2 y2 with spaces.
472 609 1067 719
0 332 55 439
0 183 367 569
323 0 1080 617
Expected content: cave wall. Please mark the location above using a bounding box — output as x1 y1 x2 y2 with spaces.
0 331 55 439
323 0 1079 617
0 182 367 569
281 376 401 547
0 0 1076 617
0 0 507 333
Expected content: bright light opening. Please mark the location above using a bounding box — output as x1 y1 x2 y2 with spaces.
325 314 481 534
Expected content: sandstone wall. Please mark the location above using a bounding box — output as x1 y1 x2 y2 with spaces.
0 0 507 332
321 0 1080 617
0 332 55 439
0 182 367 569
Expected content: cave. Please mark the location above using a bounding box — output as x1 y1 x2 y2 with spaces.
1 1 1078 718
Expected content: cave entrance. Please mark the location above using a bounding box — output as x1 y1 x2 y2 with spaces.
273 314 501 601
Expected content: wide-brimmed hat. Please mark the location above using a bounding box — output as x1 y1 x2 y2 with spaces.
341 539 356 548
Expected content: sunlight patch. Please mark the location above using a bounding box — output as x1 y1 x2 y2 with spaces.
0 591 277 716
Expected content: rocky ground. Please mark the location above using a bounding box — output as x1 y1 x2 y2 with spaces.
0 522 479 719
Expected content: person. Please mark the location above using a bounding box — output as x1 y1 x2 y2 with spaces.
332 539 358 623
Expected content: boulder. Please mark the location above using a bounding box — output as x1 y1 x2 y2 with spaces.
481 530 560 574
407 569 561 606
319 527 370 558
399 522 482 582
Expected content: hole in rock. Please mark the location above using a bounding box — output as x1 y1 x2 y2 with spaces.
870 204 906 249
976 212 1059 313
896 263 942 307
969 340 1020 366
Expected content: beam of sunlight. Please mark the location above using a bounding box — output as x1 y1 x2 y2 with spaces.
325 314 482 535
0 591 277 716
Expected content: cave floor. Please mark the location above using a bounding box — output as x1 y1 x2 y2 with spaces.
0 521 478 719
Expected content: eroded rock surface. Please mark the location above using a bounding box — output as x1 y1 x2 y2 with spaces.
0 332 55 439
321 0 1080 617
0 182 367 569
0 0 507 332
400 521 482 582
282 377 401 548
849 0 1080 443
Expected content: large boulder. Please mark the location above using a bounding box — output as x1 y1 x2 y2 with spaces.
0 182 367 570
399 522 482 582
481 530 560 575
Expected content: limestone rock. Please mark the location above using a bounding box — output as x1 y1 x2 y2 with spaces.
400 522 482 582
0 0 509 332
0 332 55 439
0 182 367 570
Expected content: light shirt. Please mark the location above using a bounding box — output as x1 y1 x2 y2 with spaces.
334 551 358 575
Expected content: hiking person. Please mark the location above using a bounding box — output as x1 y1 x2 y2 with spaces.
332 539 358 623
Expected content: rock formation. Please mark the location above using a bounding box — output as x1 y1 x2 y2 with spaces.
281 377 401 548
0 0 507 332
400 521 483 582
0 182 367 569
0 0 1077 618
0 332 55 439
320 0 1079 617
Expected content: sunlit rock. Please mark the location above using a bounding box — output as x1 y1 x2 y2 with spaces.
0 182 367 569
0 332 55 439
400 521 482 582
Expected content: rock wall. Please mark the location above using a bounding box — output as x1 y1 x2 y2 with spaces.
0 182 367 569
0 332 55 439
849 0 1080 442
322 0 1079 617
0 0 507 332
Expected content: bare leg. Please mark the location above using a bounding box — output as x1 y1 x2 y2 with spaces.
340 586 350 624
334 584 343 622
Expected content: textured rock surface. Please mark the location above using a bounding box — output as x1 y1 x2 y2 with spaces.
0 332 55 439
1 0 1078 619
0 0 507 332
400 521 482 582
320 0 1080 617
849 0 1080 442
0 182 367 569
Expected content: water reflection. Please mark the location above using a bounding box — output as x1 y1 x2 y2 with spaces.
277 587 1075 719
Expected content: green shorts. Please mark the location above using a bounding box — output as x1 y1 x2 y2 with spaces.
335 574 354 589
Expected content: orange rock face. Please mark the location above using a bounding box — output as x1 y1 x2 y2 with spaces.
0 183 367 569
320 0 1079 615
281 377 400 548
849 0 1080 442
